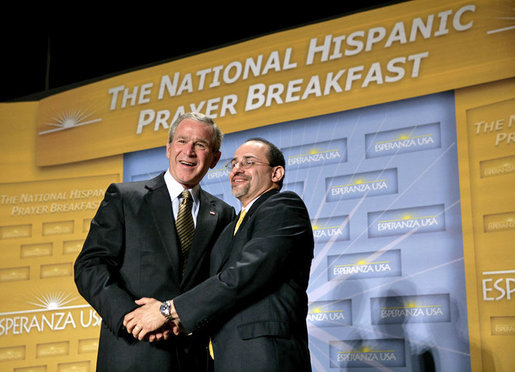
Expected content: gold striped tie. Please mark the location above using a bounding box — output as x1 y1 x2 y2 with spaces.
176 190 194 273
233 209 247 235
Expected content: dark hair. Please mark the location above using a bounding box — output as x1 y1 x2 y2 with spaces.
245 137 285 189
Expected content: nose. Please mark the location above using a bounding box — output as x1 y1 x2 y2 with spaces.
231 162 244 174
184 141 195 155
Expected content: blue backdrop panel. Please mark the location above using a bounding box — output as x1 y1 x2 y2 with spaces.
123 91 470 371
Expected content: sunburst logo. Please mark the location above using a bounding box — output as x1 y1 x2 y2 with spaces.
288 147 340 159
290 148 319 158
311 222 341 231
360 346 374 353
379 213 436 224
486 5 515 35
0 291 88 317
38 109 102 135
404 301 418 309
27 292 79 311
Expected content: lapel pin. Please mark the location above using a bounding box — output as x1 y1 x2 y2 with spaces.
210 211 216 215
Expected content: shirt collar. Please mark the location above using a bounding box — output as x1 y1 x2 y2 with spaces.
240 196 258 214
164 169 200 203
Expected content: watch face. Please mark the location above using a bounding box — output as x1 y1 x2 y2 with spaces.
160 302 170 315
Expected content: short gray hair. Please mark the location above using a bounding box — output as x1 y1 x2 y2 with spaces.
168 112 224 152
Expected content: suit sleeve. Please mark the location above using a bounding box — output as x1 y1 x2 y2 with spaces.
174 192 313 332
74 183 138 336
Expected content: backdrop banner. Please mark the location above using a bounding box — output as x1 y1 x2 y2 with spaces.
35 0 514 166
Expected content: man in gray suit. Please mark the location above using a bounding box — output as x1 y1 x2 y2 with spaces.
74 112 235 372
124 138 314 372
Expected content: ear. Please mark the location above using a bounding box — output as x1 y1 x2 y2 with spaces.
166 142 171 159
271 166 285 183
210 151 222 169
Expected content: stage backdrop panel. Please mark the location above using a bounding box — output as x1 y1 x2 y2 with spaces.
455 78 515 372
0 102 123 372
124 91 471 371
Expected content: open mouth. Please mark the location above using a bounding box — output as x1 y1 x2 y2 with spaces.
179 160 196 167
232 177 248 184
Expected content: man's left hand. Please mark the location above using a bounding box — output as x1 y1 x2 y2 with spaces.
123 297 167 341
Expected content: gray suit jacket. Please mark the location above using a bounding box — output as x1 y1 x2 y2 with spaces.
174 189 314 372
74 172 235 372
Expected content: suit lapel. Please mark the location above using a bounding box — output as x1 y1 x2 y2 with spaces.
213 189 279 272
233 189 278 235
145 174 181 286
210 220 237 273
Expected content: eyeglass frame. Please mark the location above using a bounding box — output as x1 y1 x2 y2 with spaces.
225 156 271 171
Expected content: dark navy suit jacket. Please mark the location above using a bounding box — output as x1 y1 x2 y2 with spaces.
174 189 314 372
74 172 234 372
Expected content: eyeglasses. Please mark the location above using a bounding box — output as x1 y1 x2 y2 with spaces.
225 156 270 170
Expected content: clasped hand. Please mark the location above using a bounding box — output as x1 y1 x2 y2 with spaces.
123 297 184 342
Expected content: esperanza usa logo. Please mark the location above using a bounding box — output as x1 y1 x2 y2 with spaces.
0 292 101 336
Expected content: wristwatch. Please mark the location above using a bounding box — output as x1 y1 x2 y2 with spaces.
160 300 175 321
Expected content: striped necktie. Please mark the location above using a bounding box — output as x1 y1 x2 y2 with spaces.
176 190 194 273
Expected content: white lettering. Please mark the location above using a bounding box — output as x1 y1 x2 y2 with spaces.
306 35 332 65
158 72 180 99
0 310 99 336
246 52 429 111
304 5 474 63
137 109 155 134
108 85 125 110
483 277 514 301
245 84 266 111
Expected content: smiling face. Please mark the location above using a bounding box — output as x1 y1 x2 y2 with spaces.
230 140 284 207
166 118 221 188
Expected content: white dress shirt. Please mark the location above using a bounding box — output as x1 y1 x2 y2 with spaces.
164 169 200 227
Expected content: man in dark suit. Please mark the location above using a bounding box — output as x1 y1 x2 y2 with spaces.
74 112 235 372
124 138 314 371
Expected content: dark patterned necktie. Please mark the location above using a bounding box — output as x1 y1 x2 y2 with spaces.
176 190 194 273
